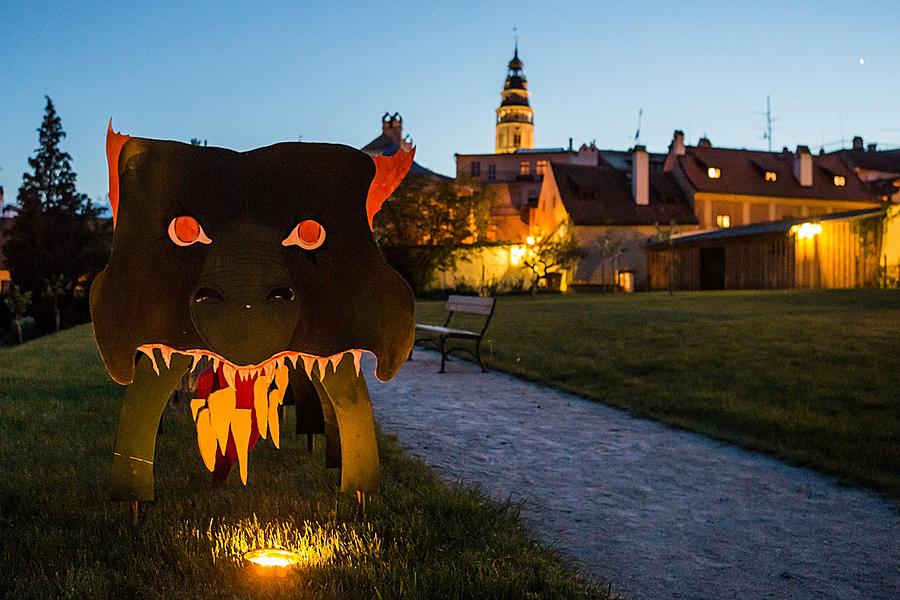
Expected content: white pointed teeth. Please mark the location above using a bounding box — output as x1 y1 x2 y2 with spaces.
222 363 236 388
301 355 316 379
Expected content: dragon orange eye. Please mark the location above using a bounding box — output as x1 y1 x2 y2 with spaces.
282 219 325 250
168 216 212 247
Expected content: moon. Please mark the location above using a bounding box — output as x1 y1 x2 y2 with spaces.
858 58 865 65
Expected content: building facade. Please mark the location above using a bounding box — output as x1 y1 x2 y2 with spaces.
662 131 883 230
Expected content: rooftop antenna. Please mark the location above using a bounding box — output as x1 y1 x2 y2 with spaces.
634 108 643 144
513 26 518 55
755 95 779 152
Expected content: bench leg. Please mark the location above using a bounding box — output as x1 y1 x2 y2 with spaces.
476 340 487 373
439 336 447 373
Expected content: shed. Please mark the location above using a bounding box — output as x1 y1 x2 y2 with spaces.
646 208 886 291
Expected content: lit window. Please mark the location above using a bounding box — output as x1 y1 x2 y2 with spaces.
519 161 531 176
716 214 731 228
707 167 721 179
833 175 846 186
487 164 496 181
536 159 548 176
790 222 822 239
765 171 777 182
470 162 481 177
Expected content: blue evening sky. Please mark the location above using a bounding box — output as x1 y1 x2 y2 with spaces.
1 0 898 209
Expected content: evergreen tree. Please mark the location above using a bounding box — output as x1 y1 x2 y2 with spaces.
2 96 110 331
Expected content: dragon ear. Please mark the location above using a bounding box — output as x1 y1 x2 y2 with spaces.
106 119 131 227
366 147 415 228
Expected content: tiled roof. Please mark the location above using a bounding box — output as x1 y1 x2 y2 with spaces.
552 163 698 227
360 135 451 180
832 148 900 175
676 147 878 201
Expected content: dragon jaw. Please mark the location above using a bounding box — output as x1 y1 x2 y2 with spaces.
135 344 372 386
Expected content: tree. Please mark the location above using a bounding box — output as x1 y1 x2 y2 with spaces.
373 173 492 294
521 226 584 298
2 97 109 331
42 274 71 332
591 232 625 288
4 285 32 344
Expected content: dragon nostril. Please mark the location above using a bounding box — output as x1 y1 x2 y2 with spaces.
266 286 295 302
194 287 224 304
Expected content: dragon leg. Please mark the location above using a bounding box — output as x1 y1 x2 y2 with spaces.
310 355 379 494
109 352 191 502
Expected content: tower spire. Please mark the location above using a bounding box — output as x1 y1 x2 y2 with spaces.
495 41 534 153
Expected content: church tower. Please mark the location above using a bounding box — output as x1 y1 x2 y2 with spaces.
495 44 534 153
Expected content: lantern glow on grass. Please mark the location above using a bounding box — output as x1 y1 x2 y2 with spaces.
243 548 303 576
189 515 382 577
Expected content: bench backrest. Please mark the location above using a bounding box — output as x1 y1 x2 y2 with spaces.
446 295 495 316
443 295 496 336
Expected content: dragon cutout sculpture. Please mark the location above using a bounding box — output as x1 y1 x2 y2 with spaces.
92 122 415 507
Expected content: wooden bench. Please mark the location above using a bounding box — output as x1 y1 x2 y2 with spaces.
414 295 496 373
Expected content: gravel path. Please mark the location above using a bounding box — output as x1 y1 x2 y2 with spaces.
368 350 899 600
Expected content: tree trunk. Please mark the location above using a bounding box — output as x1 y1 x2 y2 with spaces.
54 298 60 332
14 318 23 345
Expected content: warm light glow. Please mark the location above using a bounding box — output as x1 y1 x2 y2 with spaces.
707 167 721 179
765 171 777 182
715 214 731 228
510 245 526 266
244 548 302 573
833 175 846 187
790 222 823 239
525 235 536 246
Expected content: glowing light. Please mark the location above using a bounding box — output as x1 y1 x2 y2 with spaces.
715 214 731 228
833 175 846 187
525 235 536 246
858 58 865 65
765 171 777 182
790 222 823 239
510 245 526 266
244 548 302 575
707 167 721 179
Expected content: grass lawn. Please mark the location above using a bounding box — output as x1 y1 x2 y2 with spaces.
417 289 900 500
0 326 609 599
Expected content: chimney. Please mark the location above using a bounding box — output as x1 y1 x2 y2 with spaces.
793 145 813 187
663 130 686 171
867 143 877 152
568 137 573 152
632 145 649 206
382 112 403 146
852 136 864 151
697 137 712 148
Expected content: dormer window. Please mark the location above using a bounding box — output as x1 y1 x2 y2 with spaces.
707 167 721 179
716 214 731 228
834 175 846 187
765 171 777 182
